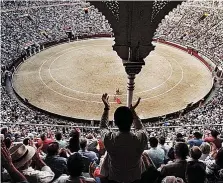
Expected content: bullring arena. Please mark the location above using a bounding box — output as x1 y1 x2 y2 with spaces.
13 38 213 120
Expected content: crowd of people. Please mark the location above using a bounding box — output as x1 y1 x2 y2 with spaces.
1 94 223 183
1 0 112 69
155 0 223 67
0 0 222 139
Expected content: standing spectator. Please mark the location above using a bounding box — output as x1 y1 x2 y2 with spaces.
145 137 165 169
99 93 147 183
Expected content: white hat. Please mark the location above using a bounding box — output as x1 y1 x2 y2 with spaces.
10 143 35 169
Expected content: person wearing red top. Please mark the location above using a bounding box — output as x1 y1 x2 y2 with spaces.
204 130 222 149
37 133 54 153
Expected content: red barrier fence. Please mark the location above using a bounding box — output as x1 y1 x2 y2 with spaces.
154 39 213 72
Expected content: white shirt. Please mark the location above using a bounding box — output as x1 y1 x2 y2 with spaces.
21 166 55 183
53 175 95 183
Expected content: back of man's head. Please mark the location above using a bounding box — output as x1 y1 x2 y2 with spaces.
55 132 62 141
176 133 185 142
80 138 87 150
193 132 202 139
211 130 219 138
149 137 158 148
23 138 30 146
159 136 166 145
114 106 133 132
190 146 202 160
67 153 84 177
47 142 59 156
174 142 189 160
40 133 46 141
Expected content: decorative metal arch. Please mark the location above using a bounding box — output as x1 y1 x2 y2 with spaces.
88 1 184 106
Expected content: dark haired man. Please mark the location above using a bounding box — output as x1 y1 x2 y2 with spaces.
55 132 67 149
44 142 67 180
78 138 98 163
204 130 222 149
99 93 147 183
144 137 165 169
54 153 95 183
160 142 189 182
158 136 170 162
37 133 53 153
188 132 203 147
188 146 206 170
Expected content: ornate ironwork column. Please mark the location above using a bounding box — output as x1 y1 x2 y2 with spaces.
89 1 183 107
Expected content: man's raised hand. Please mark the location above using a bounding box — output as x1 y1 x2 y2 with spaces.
102 93 110 109
130 97 141 111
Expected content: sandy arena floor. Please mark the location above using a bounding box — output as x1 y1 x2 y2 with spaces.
13 38 213 120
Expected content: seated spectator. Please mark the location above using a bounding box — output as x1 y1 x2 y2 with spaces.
166 146 175 163
9 143 55 183
55 132 67 149
1 143 29 183
38 133 54 154
189 146 202 160
160 142 189 182
204 130 222 149
54 153 96 183
68 128 80 153
188 146 206 169
44 142 67 180
23 138 31 146
59 148 70 159
99 94 147 183
161 176 184 183
199 142 211 161
205 147 223 182
79 138 98 163
185 161 206 183
4 137 12 149
176 133 185 142
188 132 203 147
144 137 165 169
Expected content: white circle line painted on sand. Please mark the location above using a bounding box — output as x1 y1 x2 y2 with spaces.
47 44 174 96
141 56 184 101
39 46 107 104
38 43 183 104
